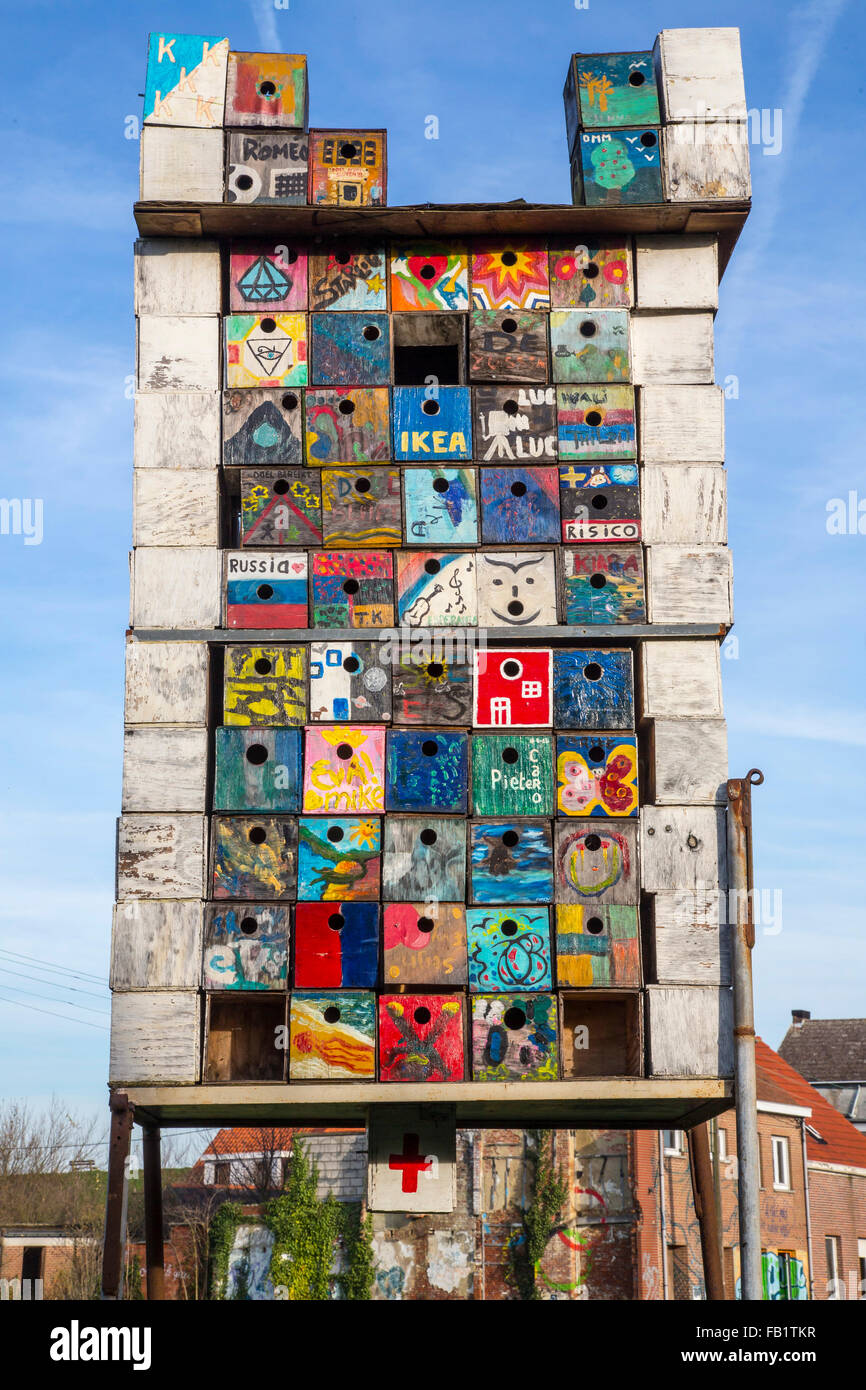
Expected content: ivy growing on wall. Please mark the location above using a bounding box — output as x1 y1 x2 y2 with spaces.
208 1200 244 1300
508 1130 569 1301
263 1140 376 1301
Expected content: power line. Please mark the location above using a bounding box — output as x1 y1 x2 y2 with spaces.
0 981 109 1018
0 993 109 1031
0 964 109 1002
0 948 106 986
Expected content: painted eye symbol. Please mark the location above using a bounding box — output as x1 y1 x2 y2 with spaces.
525 578 534 585
493 578 503 586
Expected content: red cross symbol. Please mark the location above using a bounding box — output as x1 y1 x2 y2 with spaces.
388 1133 432 1193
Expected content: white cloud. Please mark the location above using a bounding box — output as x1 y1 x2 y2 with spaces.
248 0 281 53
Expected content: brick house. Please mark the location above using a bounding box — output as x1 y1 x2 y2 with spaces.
633 1038 866 1299
778 1011 866 1134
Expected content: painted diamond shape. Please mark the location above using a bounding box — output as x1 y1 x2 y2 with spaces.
238 256 293 303
246 336 293 375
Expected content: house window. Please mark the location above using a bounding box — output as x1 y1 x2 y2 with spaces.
214 1160 231 1185
826 1236 841 1299
857 1238 866 1299
771 1135 790 1190
717 1127 728 1161
668 1244 690 1300
663 1129 685 1155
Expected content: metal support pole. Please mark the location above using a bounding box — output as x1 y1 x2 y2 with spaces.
687 1124 726 1299
102 1091 134 1300
142 1125 166 1301
727 769 764 1301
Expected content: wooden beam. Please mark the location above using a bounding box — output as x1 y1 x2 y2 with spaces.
101 1092 134 1300
142 1125 165 1301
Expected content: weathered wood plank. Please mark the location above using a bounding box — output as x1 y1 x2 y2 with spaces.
134 239 221 316
469 310 549 383
116 815 207 900
140 127 224 202
652 893 732 986
634 234 718 309
131 548 222 629
110 901 203 990
630 312 714 384
641 464 726 544
121 728 208 813
663 124 751 201
135 393 220 470
641 806 727 893
639 640 723 719
646 985 734 1078
124 639 209 725
654 28 748 122
646 544 733 625
110 990 200 1085
648 718 729 804
133 471 219 547
138 315 220 392
639 384 725 463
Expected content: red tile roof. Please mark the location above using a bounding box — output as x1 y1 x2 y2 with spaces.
756 1038 866 1171
202 1126 363 1158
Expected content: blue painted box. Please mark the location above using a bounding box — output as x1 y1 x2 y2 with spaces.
203 904 290 991
479 467 561 544
309 312 391 386
213 728 302 812
393 388 473 461
466 906 553 993
470 820 554 905
552 649 635 729
386 730 469 813
403 467 479 546
579 129 663 207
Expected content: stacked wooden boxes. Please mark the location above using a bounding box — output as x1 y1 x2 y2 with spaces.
112 28 742 1095
564 29 750 205
138 32 386 207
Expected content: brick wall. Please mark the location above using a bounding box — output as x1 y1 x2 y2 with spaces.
807 1167 866 1300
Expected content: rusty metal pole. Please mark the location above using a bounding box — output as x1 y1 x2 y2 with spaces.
142 1125 166 1301
687 1124 726 1299
727 770 764 1301
102 1091 134 1299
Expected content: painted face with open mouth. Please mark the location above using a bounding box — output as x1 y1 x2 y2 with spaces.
478 551 557 626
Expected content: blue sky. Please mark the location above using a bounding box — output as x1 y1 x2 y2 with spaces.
0 0 863 1126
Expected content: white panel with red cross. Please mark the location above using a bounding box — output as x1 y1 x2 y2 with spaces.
473 649 553 728
367 1104 456 1213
